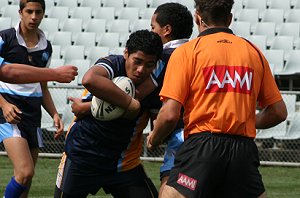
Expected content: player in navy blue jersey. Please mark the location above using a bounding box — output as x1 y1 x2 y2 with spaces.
137 3 193 196
0 1 77 197
55 30 163 198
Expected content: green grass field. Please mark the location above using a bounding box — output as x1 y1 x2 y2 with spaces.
0 156 300 197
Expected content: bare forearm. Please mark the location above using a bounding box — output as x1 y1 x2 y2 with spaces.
0 64 57 83
256 100 287 129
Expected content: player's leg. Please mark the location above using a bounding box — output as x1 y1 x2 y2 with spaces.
54 156 101 198
159 129 184 197
20 147 39 198
3 137 34 198
103 164 158 198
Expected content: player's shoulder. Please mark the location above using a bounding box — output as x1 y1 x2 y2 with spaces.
0 28 15 40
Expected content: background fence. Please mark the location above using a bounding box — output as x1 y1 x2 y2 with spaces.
0 88 300 166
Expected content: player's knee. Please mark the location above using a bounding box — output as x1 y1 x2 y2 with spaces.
15 168 35 185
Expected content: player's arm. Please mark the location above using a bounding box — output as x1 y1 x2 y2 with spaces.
82 66 140 114
256 99 287 129
136 77 156 101
0 63 78 84
68 97 91 119
41 82 63 139
147 98 182 149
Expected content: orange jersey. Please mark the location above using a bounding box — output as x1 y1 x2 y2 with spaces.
160 28 282 139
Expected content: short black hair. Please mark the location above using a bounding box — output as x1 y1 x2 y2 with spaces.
154 3 193 40
194 0 233 26
20 0 46 12
126 30 163 61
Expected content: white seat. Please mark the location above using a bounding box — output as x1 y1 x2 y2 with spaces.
261 9 284 32
56 0 78 16
93 7 116 28
236 9 259 32
47 6 70 29
84 18 106 34
39 18 59 40
269 0 291 13
67 59 91 85
0 0 9 15
108 19 130 34
279 50 300 75
41 107 54 129
86 46 110 64
126 0 148 9
286 9 300 23
109 47 125 55
71 7 93 25
131 19 151 32
232 0 244 17
119 33 130 47
97 32 120 47
48 88 68 114
274 112 300 140
62 45 85 64
244 0 267 16
51 45 62 59
80 0 101 7
2 5 19 27
49 59 65 69
0 17 11 31
44 0 55 16
118 7 140 29
102 0 124 16
51 31 72 49
281 93 297 120
248 35 267 51
270 36 294 61
293 0 300 9
190 23 199 40
61 18 83 42
74 32 97 56
177 0 195 11
230 21 251 37
150 0 175 8
254 22 276 46
277 22 300 47
140 8 156 19
256 120 287 139
264 49 284 75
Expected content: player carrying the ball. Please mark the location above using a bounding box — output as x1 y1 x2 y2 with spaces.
54 30 163 198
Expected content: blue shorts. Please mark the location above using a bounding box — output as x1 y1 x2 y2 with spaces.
0 123 43 148
160 128 184 179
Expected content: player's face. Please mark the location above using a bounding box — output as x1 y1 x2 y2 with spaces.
124 50 157 86
151 13 168 44
19 2 44 31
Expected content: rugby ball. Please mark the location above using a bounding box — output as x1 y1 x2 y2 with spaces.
91 76 135 121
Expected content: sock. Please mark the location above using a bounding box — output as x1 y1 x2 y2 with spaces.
4 177 27 198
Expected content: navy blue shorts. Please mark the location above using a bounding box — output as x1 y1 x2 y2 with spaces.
166 132 265 198
56 157 158 198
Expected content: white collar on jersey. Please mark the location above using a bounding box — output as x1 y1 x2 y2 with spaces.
163 39 189 49
15 22 48 52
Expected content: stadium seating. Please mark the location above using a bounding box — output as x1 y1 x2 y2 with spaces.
230 21 251 37
86 46 110 65
47 6 69 29
264 50 285 75
51 45 62 59
2 5 19 27
74 32 97 55
97 32 120 47
0 17 11 31
256 120 287 139
248 35 267 50
274 112 300 140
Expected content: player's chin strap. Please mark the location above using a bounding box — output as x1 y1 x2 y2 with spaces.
121 97 141 119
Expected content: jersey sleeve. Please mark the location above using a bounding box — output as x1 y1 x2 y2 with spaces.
94 56 116 80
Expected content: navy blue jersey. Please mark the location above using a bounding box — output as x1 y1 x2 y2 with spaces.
65 55 146 172
0 26 52 127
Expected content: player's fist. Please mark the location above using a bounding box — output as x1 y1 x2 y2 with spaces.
54 65 78 83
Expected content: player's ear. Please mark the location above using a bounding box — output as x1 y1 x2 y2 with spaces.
164 24 172 37
123 48 129 59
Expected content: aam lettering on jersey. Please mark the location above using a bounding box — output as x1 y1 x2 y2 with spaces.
203 65 254 94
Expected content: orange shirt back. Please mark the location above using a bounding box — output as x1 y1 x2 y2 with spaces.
160 28 282 138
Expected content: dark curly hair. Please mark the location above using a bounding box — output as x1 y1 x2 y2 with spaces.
154 3 193 40
126 29 163 61
194 0 233 26
20 0 46 12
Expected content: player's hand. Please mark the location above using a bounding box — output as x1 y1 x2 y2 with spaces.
146 132 155 151
68 97 91 119
122 98 141 119
53 113 64 139
2 103 22 124
53 65 78 83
